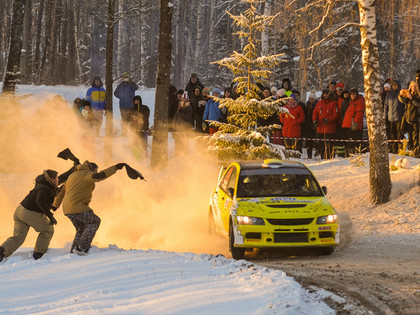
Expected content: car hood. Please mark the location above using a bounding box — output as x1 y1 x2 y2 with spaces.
235 196 335 218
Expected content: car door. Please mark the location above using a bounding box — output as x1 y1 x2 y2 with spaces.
220 166 238 232
213 166 234 233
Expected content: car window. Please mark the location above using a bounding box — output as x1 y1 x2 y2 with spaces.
219 166 234 192
226 168 237 197
237 168 323 197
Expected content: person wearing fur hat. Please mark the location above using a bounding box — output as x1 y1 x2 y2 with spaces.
114 72 139 136
128 95 150 158
0 165 79 262
53 161 125 255
86 76 106 135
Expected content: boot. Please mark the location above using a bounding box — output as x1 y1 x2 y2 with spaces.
33 252 44 260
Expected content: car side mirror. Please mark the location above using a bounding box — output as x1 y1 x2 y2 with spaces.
322 186 327 195
228 187 235 197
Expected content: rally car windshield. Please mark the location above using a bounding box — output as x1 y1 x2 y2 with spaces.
237 168 323 198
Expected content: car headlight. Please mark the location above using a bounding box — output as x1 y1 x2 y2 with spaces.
316 214 338 224
236 216 265 225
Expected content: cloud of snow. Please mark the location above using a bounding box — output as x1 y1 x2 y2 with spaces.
0 92 229 257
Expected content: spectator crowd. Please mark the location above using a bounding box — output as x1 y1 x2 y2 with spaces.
72 70 420 159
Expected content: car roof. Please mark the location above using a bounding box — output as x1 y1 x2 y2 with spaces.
236 159 307 170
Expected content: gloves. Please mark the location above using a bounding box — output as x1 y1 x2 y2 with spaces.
322 118 329 124
47 213 57 225
116 163 126 170
202 122 206 131
313 120 318 128
351 121 359 131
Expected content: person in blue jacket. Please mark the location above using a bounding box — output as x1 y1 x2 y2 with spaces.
203 88 224 135
86 76 106 135
114 72 139 136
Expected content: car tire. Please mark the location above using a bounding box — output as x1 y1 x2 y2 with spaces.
208 210 215 234
318 246 335 255
229 224 245 260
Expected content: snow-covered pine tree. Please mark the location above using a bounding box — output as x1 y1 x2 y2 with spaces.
205 0 295 161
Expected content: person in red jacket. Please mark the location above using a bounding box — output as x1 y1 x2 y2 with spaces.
342 87 366 156
312 89 340 159
280 95 305 150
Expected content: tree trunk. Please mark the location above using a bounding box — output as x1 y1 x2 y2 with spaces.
261 0 271 56
151 0 173 169
20 0 32 84
105 0 116 163
194 0 205 69
358 0 391 204
2 0 25 94
33 0 44 82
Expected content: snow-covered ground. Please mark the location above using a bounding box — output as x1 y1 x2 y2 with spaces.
0 85 418 314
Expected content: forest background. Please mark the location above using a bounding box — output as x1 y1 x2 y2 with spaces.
0 0 418 94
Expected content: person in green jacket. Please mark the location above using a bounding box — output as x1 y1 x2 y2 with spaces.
53 161 125 255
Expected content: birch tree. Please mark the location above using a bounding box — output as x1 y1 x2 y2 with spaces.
291 0 391 204
358 0 391 204
150 0 173 169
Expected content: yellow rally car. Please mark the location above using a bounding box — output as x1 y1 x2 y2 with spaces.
208 159 339 259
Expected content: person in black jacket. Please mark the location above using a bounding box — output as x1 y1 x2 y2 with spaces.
128 95 150 158
0 166 76 262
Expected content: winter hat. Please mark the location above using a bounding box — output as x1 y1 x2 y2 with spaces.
270 86 277 93
191 73 198 78
308 91 317 100
329 80 337 86
350 87 359 94
176 89 184 96
336 82 345 90
122 72 130 79
202 87 210 95
133 95 142 105
212 88 222 96
85 161 98 172
43 169 58 187
181 91 189 100
277 88 286 97
384 83 391 89
416 69 420 78
322 89 329 95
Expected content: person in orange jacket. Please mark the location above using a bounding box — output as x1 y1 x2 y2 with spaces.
342 87 365 155
280 95 305 150
312 90 340 159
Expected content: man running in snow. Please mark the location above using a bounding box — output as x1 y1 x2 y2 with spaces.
53 161 125 255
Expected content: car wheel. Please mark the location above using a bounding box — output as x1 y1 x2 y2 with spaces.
208 210 215 234
318 246 335 255
229 224 245 260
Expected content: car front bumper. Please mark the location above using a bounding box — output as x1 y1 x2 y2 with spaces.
232 223 340 248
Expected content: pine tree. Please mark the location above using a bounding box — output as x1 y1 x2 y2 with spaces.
205 0 294 161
